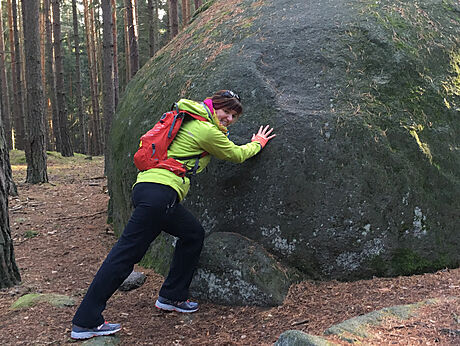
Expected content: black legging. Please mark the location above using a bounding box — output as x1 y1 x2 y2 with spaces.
72 182 205 328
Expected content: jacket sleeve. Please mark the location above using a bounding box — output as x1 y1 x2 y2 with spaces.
197 124 262 163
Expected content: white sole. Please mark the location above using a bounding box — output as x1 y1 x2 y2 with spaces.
155 300 198 313
70 327 121 339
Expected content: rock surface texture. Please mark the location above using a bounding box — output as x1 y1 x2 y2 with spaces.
109 0 460 305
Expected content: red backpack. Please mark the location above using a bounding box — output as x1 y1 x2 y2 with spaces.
133 103 209 177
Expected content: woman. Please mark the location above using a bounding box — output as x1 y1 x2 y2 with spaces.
71 90 276 339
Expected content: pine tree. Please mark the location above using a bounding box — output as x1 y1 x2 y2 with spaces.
101 0 115 173
169 0 178 38
125 0 139 79
44 0 61 151
9 0 25 150
0 0 12 150
51 0 73 157
22 0 48 183
110 0 119 108
72 0 87 154
147 0 159 58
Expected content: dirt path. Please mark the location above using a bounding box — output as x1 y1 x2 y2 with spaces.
0 156 458 345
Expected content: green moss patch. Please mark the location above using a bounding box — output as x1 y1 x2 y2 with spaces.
10 293 75 310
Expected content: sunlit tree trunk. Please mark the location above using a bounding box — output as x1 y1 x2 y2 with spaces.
0 0 12 150
51 0 73 157
125 0 139 80
10 0 25 150
72 0 87 154
44 0 60 152
0 107 20 288
22 0 48 183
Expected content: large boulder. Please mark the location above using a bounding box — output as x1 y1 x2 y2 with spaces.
109 0 460 304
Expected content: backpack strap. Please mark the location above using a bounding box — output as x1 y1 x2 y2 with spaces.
202 102 212 119
168 103 184 138
172 152 208 178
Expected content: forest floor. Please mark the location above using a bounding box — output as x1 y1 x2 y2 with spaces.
0 152 459 345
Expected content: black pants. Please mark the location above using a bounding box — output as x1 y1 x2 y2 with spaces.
72 183 205 328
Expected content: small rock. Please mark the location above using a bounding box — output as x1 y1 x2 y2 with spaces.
81 335 120 346
118 271 146 291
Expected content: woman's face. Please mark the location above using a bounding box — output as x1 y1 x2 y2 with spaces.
215 108 238 127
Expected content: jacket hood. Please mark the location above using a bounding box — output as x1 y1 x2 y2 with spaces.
177 98 228 134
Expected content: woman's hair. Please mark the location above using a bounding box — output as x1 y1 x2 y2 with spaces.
211 90 243 116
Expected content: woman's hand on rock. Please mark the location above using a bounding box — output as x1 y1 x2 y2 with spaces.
251 125 276 148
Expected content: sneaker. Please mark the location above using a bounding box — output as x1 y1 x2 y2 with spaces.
155 296 199 313
71 321 121 339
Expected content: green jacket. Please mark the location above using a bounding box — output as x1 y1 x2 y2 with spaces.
135 99 262 201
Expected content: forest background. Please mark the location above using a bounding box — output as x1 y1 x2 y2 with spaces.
0 0 201 184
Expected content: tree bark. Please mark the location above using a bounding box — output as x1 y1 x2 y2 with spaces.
194 0 202 10
101 0 115 174
90 0 104 154
181 0 190 27
169 0 178 39
51 0 73 157
38 0 51 151
147 0 159 58
0 105 21 288
123 4 130 84
83 0 102 155
125 0 139 80
10 0 25 151
147 0 154 57
72 0 87 154
22 0 48 184
110 0 119 109
0 1 12 150
44 0 60 152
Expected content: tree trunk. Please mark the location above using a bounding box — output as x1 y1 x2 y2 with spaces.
22 0 48 184
147 0 154 57
10 0 26 151
0 106 21 288
51 0 73 157
194 0 202 10
110 0 119 109
39 0 51 151
90 1 104 154
147 0 159 58
101 0 115 174
123 4 130 84
169 0 178 39
72 0 87 154
44 0 60 152
181 0 190 27
125 0 139 80
83 0 102 156
0 0 12 150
